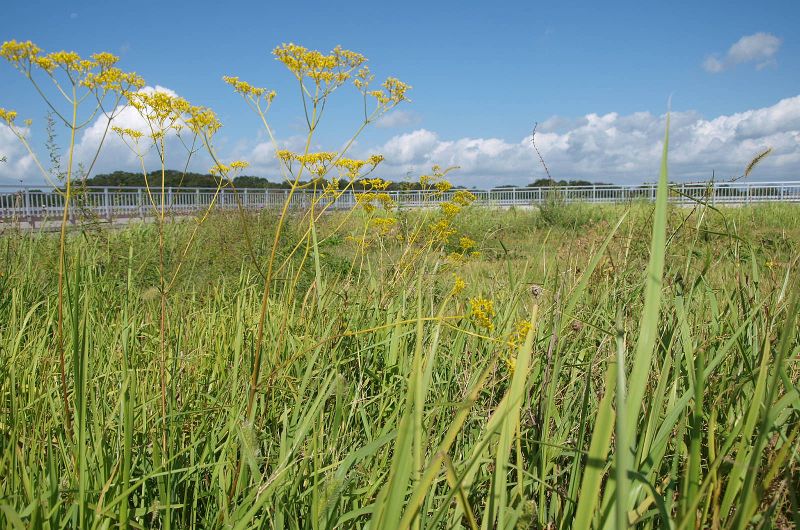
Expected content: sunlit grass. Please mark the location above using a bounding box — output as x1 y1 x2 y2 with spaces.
1 198 798 528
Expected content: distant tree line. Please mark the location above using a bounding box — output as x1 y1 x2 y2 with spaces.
82 171 621 190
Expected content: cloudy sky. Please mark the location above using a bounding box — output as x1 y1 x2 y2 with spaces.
2 0 799 187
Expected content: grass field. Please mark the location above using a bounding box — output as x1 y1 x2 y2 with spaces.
1 195 799 529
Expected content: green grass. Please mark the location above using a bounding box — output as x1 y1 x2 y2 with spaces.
1 197 799 529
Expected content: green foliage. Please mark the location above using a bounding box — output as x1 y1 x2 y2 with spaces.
1 202 799 528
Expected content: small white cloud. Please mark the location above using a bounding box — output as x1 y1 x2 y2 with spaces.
374 110 421 129
703 32 782 73
702 55 724 73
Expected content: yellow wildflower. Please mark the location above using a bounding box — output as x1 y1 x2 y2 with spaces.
0 40 42 65
209 163 229 176
371 217 397 234
452 275 466 295
112 126 144 140
223 76 275 102
469 297 496 331
0 108 18 125
452 190 477 206
435 181 453 193
440 202 461 217
430 219 456 242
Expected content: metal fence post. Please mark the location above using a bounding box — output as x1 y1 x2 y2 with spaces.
23 187 32 227
103 187 112 222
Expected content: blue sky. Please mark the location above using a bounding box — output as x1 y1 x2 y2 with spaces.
2 0 800 186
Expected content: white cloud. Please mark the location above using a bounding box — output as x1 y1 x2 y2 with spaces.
703 32 782 73
74 85 214 175
369 95 800 187
8 91 800 189
0 124 36 184
375 110 421 129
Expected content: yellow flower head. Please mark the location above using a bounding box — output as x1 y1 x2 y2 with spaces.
459 236 476 251
469 297 496 331
229 160 250 171
0 108 18 125
209 163 229 176
83 68 145 92
92 52 119 69
452 274 466 295
296 151 337 176
361 177 391 190
452 190 477 206
371 216 397 235
335 158 367 179
1 40 42 65
46 50 96 74
223 76 275 102
186 105 221 136
273 43 365 89
430 219 456 242
112 126 144 140
440 201 461 217
435 181 453 193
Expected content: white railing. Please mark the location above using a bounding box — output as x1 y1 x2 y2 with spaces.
1 181 799 226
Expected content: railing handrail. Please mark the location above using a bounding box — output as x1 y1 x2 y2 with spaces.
3 180 799 228
2 180 800 194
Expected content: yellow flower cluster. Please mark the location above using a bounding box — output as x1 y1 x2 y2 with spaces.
504 319 533 374
209 160 250 176
297 152 337 176
452 274 466 295
126 90 221 137
507 319 532 351
419 165 457 190
440 202 461 217
323 178 341 195
452 190 477 206
209 163 228 176
0 40 41 64
430 219 456 242
356 192 396 213
83 67 145 92
334 158 367 178
273 43 366 88
222 76 276 102
371 217 397 234
2 40 144 94
469 297 496 331
112 126 144 140
360 177 391 190
435 181 452 193
353 66 374 91
0 108 17 125
368 77 411 107
459 236 476 251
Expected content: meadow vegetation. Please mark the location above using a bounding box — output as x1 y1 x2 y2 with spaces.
1 39 799 529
